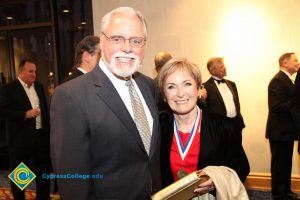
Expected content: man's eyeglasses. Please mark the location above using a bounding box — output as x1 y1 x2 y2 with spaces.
102 32 146 48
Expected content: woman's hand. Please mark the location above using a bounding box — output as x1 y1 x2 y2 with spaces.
193 172 215 196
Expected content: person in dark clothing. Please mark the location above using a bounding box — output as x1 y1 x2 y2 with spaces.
0 59 51 200
61 35 100 83
266 52 299 200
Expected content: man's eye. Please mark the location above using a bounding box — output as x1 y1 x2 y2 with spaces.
131 39 142 45
111 37 123 43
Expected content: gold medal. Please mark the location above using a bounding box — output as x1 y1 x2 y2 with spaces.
177 168 188 180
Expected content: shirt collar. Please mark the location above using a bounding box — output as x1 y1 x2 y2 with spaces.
77 67 87 74
280 69 294 82
18 77 34 88
212 76 223 81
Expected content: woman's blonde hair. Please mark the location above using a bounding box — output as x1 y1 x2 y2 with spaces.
157 57 202 97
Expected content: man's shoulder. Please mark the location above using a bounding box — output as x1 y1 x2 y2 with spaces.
270 71 287 83
225 79 235 84
34 81 45 88
57 75 86 92
203 77 213 84
134 71 153 80
134 72 155 86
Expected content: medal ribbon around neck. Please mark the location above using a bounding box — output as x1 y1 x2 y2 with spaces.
173 106 202 161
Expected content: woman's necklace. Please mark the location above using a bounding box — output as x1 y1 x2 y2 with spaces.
174 106 201 179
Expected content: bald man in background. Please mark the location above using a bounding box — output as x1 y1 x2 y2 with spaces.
154 51 172 111
154 51 172 82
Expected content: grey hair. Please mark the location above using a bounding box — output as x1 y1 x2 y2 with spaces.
100 7 147 38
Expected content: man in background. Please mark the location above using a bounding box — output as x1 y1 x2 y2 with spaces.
203 57 249 181
0 59 51 200
291 68 300 155
51 7 161 199
295 69 300 154
154 51 172 82
204 57 245 138
62 35 100 83
266 52 299 200
154 51 172 111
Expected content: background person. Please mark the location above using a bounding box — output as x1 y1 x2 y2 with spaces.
291 68 300 155
154 51 172 83
0 59 51 200
266 52 299 200
154 51 173 111
62 35 100 83
203 57 245 143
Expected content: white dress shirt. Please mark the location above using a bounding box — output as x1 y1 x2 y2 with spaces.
99 59 153 134
77 67 87 74
18 77 41 129
212 76 237 118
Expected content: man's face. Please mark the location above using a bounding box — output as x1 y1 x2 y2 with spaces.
19 62 36 86
100 13 145 78
284 54 299 75
210 61 227 79
87 50 101 72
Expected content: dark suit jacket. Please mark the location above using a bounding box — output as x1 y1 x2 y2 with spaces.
203 77 245 130
0 80 49 147
266 71 297 141
61 68 84 83
160 106 250 186
51 65 162 200
291 69 300 153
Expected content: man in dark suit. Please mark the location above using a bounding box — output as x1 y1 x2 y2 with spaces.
203 57 249 181
203 57 245 138
51 7 161 200
154 51 172 111
0 59 51 200
154 51 172 82
266 52 299 200
61 35 100 83
291 68 300 155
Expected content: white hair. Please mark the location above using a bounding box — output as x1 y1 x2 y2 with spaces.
100 7 147 38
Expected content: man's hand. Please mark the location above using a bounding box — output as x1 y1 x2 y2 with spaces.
25 108 40 119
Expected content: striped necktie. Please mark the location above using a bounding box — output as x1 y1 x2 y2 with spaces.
126 80 151 155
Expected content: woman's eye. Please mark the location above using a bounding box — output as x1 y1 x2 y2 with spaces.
167 85 174 90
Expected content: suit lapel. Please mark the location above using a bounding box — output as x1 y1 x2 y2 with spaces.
16 80 33 109
224 80 239 110
208 77 225 105
279 71 294 87
90 67 148 154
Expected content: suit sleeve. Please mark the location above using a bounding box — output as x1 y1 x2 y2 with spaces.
291 70 300 139
50 86 93 200
268 78 293 113
0 85 27 121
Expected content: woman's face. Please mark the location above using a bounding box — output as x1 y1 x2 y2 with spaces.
163 68 199 115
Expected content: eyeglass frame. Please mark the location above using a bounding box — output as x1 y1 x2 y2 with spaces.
101 32 146 48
